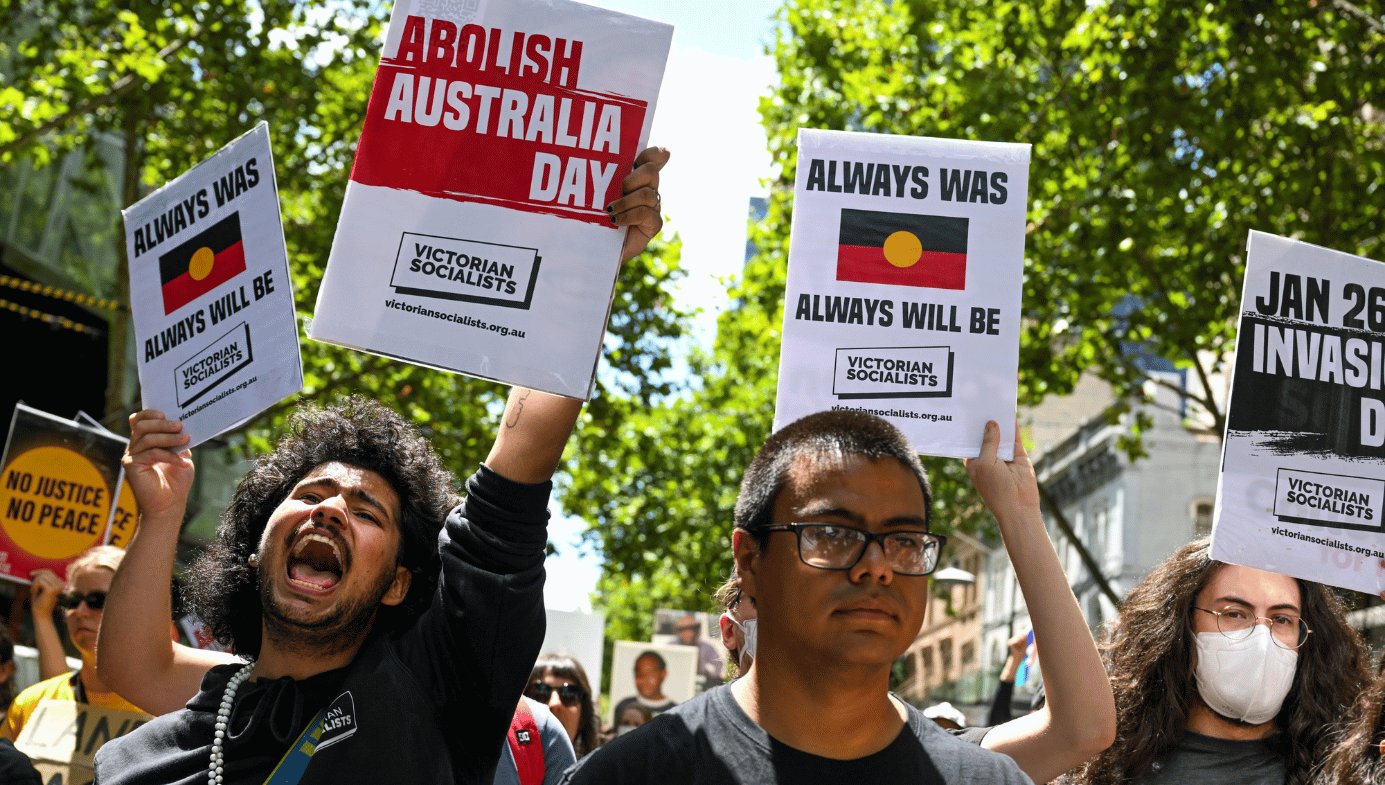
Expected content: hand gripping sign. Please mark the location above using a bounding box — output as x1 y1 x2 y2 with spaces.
774 130 1031 459
309 0 673 398
123 122 303 448
1212 231 1385 595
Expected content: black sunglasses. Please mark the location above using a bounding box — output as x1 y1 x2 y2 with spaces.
525 681 583 707
56 591 106 611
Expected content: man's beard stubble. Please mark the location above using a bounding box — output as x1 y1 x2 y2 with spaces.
259 566 396 659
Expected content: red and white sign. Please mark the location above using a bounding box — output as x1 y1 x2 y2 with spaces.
310 0 673 398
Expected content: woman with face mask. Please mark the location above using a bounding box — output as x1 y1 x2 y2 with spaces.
1065 538 1368 785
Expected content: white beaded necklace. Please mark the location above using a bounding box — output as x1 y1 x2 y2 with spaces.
210 663 256 784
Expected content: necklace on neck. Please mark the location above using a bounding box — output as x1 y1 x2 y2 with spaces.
210 663 255 784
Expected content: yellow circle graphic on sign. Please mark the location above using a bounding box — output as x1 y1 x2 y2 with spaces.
189 247 215 280
0 447 109 561
883 231 923 268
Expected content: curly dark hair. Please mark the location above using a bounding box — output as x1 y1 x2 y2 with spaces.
1067 538 1367 785
529 653 599 756
1319 653 1385 785
185 396 457 657
733 409 932 550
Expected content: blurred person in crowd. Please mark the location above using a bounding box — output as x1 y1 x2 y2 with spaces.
611 651 676 721
560 417 1036 784
527 653 600 757
613 704 652 737
89 147 667 785
1066 538 1367 785
924 702 967 732
2 546 145 742
672 614 722 689
715 576 755 678
499 696 575 785
0 627 18 713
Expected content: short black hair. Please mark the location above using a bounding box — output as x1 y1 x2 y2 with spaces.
185 396 457 656
733 409 932 549
635 651 667 672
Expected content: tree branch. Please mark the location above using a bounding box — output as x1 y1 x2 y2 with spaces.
0 36 192 160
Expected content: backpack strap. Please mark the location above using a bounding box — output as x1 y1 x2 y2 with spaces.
507 700 545 785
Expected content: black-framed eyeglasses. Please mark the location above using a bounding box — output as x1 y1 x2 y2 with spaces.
525 681 583 707
56 591 106 611
759 523 945 576
1195 606 1311 650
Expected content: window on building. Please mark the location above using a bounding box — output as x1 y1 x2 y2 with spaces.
1193 499 1215 537
921 647 934 680
940 638 954 674
961 641 976 667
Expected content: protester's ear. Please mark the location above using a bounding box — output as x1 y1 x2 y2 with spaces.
380 566 412 606
733 530 759 601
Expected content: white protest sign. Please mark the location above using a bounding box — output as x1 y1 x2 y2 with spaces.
1212 231 1385 595
15 698 153 785
123 122 302 447
309 0 673 399
774 130 1030 459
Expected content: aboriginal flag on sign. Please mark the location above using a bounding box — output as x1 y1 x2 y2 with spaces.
836 209 968 290
159 213 246 315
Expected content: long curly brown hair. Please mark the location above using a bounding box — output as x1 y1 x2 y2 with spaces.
1319 653 1385 785
185 397 457 657
1067 538 1367 785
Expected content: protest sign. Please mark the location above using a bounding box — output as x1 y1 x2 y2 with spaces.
608 641 697 725
0 405 129 584
774 130 1031 459
15 698 153 785
71 412 139 548
124 122 303 448
1212 231 1385 594
308 0 673 399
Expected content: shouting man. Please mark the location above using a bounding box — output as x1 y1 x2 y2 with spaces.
93 148 667 785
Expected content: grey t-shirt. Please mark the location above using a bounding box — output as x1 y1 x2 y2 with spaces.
496 698 577 785
1135 731 1285 785
560 685 1033 785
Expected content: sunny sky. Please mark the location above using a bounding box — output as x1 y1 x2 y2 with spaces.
542 0 784 612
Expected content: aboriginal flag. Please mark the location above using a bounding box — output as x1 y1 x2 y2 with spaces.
159 213 246 315
836 209 968 290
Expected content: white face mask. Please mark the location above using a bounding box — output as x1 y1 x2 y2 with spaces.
1193 624 1298 725
723 615 757 670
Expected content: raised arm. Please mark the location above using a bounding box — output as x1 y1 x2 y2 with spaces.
485 145 667 485
97 411 237 715
965 420 1116 783
29 569 69 681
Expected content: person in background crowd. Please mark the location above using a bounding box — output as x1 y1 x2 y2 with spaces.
610 651 676 722
715 576 755 678
2 546 144 742
612 704 652 738
986 630 1034 727
924 702 967 731
1065 538 1367 785
527 653 600 757
672 614 722 690
499 696 575 785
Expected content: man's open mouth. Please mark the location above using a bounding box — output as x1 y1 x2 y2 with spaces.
287 529 347 591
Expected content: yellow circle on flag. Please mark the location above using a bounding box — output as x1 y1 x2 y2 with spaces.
0 447 109 561
883 231 923 268
189 247 215 281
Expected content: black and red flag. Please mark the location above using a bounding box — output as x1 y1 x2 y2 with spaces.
159 213 246 315
836 209 968 290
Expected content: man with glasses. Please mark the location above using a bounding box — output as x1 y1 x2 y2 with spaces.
561 411 1033 784
1065 539 1369 785
2 546 146 741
